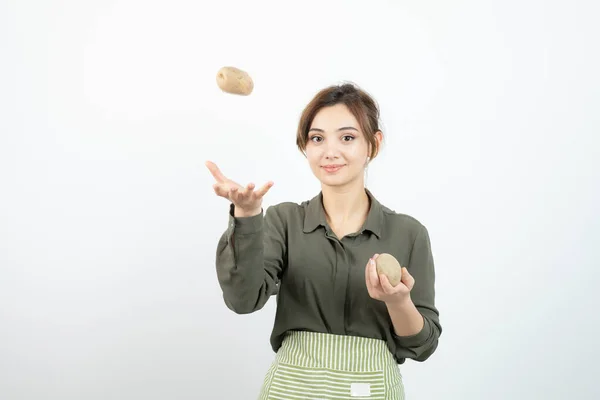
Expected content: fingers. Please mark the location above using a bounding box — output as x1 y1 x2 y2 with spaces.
365 258 375 291
238 182 255 198
379 274 395 293
229 186 243 203
229 183 255 204
364 260 371 291
368 258 380 289
213 183 230 198
205 161 227 183
366 255 413 302
401 267 415 290
380 274 405 294
254 181 274 198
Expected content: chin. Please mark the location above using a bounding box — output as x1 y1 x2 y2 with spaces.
319 175 356 187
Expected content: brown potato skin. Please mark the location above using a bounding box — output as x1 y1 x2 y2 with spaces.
375 253 403 286
216 66 254 96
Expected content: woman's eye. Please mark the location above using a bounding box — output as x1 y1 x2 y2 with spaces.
310 136 323 142
342 135 354 141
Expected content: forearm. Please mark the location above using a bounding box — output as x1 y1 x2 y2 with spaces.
386 297 425 337
216 216 268 312
215 204 284 314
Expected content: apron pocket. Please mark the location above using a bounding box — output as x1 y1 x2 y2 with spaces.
266 362 386 400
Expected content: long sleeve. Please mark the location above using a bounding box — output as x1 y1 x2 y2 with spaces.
393 223 442 362
215 203 287 314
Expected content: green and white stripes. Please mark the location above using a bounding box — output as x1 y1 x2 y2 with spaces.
258 331 405 400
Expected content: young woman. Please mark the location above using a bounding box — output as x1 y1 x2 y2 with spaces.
206 83 441 399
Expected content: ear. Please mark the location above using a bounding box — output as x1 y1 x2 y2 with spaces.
372 130 383 158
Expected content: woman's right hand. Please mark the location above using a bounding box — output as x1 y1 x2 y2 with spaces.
205 160 274 217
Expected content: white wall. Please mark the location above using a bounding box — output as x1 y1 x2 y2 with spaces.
1 0 599 399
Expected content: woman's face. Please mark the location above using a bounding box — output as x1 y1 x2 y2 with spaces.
305 104 378 190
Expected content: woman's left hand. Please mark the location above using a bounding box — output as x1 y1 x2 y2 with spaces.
365 254 414 306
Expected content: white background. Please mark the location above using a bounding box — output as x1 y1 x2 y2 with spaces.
1 0 599 399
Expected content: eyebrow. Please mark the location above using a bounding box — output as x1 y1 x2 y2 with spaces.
308 126 359 133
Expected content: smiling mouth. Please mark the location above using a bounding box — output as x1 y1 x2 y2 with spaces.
321 165 345 173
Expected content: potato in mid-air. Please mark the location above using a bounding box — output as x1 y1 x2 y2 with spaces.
216 66 254 96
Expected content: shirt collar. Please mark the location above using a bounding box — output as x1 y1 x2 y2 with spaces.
302 189 383 238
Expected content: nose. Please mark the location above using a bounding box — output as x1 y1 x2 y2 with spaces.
323 140 340 159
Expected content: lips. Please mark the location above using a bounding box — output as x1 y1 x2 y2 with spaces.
322 164 345 173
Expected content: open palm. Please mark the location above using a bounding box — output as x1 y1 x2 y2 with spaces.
205 160 274 213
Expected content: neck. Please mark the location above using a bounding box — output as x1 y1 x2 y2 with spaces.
321 182 370 224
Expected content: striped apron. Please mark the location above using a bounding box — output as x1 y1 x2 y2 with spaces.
258 330 405 400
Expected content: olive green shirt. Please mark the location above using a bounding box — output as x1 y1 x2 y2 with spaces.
215 189 441 364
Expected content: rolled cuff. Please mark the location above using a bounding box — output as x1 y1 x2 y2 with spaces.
393 314 433 348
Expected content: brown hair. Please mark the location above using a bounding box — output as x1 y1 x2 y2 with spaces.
296 82 382 159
